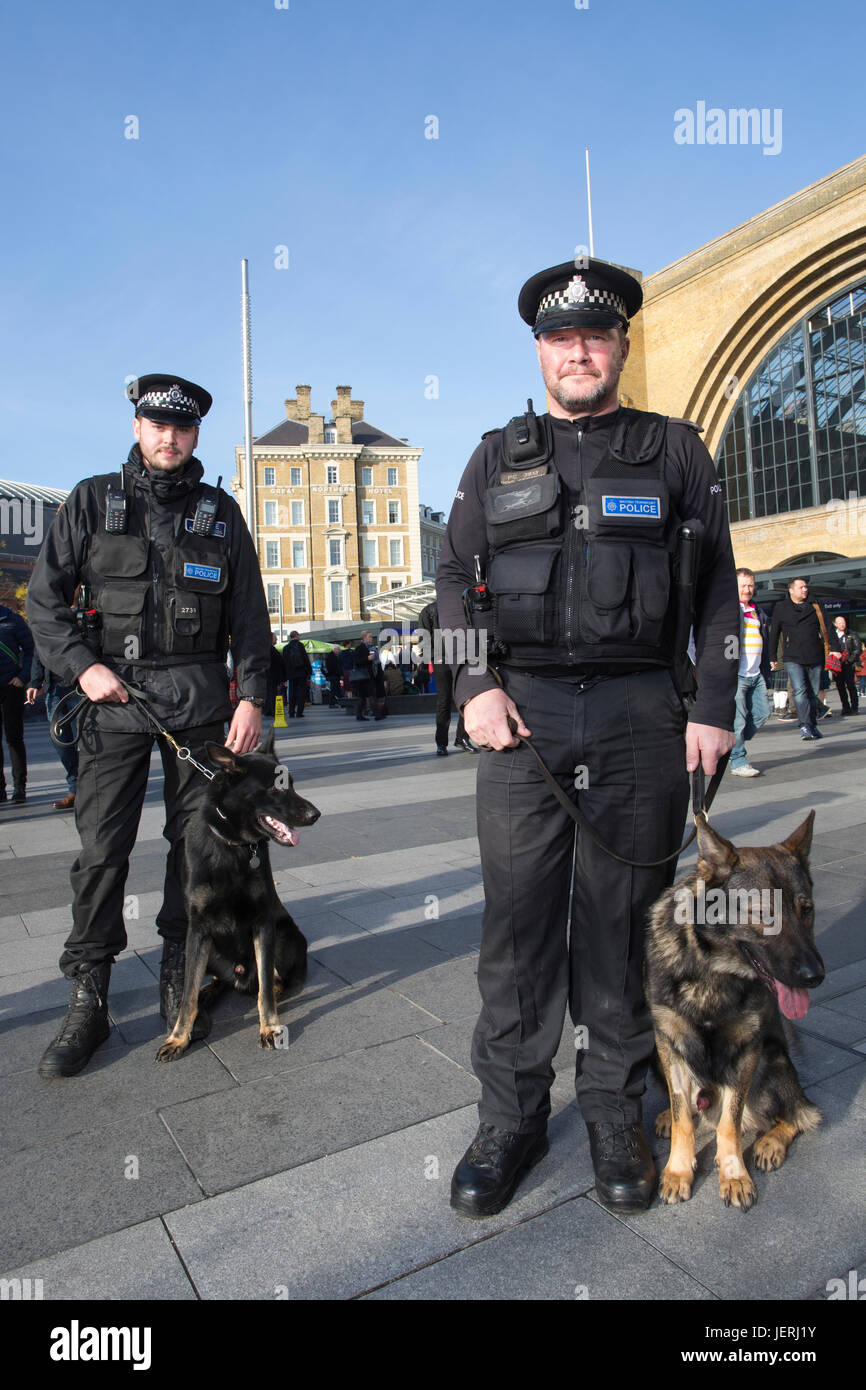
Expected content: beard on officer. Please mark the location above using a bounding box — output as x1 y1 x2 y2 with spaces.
435 257 738 1219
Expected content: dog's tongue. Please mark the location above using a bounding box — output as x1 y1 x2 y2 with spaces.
264 817 299 847
773 978 810 1019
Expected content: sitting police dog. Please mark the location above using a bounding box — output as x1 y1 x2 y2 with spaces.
645 811 823 1210
157 729 319 1060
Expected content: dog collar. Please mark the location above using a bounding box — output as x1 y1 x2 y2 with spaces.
211 807 265 868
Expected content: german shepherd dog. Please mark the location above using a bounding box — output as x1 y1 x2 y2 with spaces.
645 811 824 1210
156 729 320 1061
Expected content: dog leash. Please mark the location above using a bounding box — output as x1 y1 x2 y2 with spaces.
50 679 216 782
482 668 728 869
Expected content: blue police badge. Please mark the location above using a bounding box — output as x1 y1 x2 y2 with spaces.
601 495 662 519
183 562 222 583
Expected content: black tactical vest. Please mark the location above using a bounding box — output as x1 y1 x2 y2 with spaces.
84 478 230 664
484 406 682 667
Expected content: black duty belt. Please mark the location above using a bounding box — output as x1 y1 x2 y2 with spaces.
50 679 216 782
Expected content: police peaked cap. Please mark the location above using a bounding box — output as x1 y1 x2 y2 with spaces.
518 258 643 335
126 374 213 424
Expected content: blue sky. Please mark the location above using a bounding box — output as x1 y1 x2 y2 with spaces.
1 0 862 510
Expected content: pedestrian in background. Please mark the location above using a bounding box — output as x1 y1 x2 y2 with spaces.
26 653 79 809
324 645 343 707
417 601 475 756
829 615 862 715
0 602 34 804
729 568 772 777
282 630 312 718
768 577 830 742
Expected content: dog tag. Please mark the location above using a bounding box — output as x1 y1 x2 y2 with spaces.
249 851 260 869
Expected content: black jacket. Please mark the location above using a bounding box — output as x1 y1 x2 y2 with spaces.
829 626 863 666
26 447 271 732
436 408 738 730
768 596 826 668
282 639 312 679
0 606 34 687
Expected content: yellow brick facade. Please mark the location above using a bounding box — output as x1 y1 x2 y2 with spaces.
233 386 422 633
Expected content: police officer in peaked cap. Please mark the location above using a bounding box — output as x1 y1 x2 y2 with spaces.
436 258 738 1214
27 373 273 1077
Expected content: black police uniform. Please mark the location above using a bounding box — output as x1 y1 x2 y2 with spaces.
436 262 739 1154
26 380 272 979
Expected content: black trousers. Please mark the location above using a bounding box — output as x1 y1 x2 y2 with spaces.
833 664 859 713
471 667 689 1132
59 716 225 975
0 683 27 790
433 665 466 748
287 677 307 718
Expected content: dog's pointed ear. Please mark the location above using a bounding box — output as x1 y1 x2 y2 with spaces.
258 726 275 756
696 813 738 883
205 742 246 776
780 809 815 863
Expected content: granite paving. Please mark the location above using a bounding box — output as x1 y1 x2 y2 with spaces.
1 698 864 1304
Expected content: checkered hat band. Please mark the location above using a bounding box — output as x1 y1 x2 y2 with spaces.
137 388 199 415
536 286 627 321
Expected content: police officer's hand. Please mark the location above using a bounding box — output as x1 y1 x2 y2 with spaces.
225 700 262 754
686 721 735 776
78 663 129 703
463 688 530 751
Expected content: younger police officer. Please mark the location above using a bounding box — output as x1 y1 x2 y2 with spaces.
28 375 272 1077
436 260 738 1215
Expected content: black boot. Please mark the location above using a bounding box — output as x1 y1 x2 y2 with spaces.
587 1121 655 1212
159 939 211 1041
38 964 111 1078
450 1124 548 1218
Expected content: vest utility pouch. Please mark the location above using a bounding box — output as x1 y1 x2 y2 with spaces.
485 471 562 545
489 543 560 645
581 540 671 645
96 581 149 659
90 533 149 578
167 590 202 654
171 547 228 654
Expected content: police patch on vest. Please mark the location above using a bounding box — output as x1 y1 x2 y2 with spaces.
601 495 662 519
183 562 222 583
185 518 226 538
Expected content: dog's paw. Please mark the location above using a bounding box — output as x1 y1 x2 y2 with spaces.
258 1025 282 1050
754 1132 787 1171
156 1037 189 1063
655 1108 672 1138
659 1165 694 1204
719 1172 757 1210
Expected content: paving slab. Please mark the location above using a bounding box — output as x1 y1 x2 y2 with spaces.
365 1194 714 1300
610 1062 866 1301
2 1037 236 1154
159 1035 481 1195
0 1111 205 1270
0 1219 195 1300
163 1103 595 1300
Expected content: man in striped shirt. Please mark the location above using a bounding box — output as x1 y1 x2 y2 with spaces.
731 568 772 777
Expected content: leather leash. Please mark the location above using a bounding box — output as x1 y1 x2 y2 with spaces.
482 668 728 869
50 680 216 782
